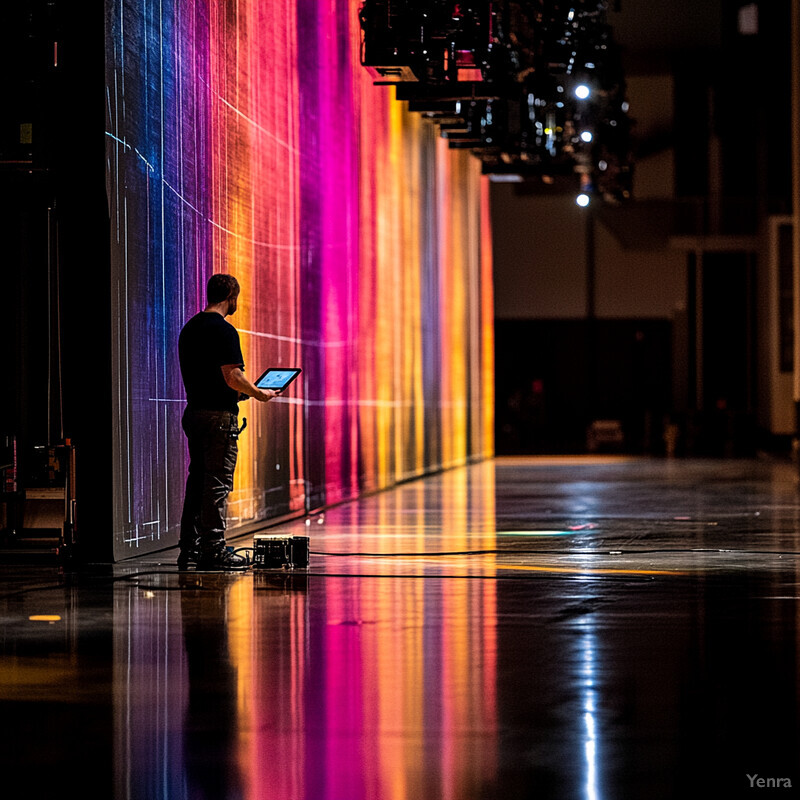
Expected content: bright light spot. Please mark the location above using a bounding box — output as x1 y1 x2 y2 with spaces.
489 174 524 183
575 84 591 99
29 615 61 622
621 101 629 112
576 193 591 207
583 630 599 800
580 130 593 143
598 160 608 171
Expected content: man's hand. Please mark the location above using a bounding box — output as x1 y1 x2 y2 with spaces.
253 388 279 403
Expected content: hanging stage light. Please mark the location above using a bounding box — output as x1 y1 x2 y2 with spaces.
358 0 632 201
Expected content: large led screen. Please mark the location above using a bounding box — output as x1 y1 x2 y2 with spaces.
105 0 494 559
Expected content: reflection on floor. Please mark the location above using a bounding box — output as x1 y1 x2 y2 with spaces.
1 456 800 799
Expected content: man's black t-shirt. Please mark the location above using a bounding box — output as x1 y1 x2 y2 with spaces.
179 312 244 412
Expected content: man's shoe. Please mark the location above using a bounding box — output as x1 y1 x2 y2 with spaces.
177 540 201 570
177 549 199 570
196 547 251 571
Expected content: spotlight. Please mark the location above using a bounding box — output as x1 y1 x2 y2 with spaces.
580 130 593 143
574 84 591 99
576 193 591 207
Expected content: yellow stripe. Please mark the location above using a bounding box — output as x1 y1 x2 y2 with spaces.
498 563 687 577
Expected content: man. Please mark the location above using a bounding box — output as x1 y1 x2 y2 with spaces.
177 273 277 569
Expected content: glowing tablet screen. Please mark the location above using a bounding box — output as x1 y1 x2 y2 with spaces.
255 368 301 391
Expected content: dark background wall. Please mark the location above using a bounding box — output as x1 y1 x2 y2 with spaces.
491 0 794 458
1 1 112 560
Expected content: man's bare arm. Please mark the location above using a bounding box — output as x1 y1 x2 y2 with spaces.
221 365 278 403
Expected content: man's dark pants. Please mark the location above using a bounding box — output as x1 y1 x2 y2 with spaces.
180 408 239 557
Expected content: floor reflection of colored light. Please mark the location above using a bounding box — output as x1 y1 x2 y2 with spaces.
250 575 308 800
496 530 582 536
304 464 498 800
112 462 502 799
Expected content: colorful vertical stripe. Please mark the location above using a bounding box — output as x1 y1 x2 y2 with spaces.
105 0 494 557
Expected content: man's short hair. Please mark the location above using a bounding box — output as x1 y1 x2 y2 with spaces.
207 274 240 304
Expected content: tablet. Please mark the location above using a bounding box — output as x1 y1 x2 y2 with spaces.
255 367 302 391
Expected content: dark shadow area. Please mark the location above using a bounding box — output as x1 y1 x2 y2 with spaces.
495 319 672 455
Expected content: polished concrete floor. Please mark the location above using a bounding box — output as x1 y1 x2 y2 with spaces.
2 456 800 799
